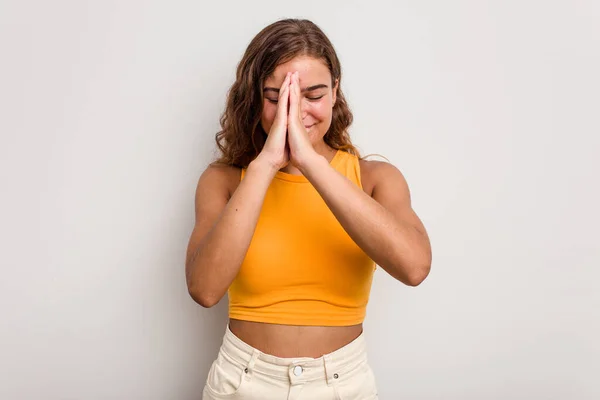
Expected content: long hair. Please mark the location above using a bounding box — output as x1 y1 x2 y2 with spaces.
212 18 367 168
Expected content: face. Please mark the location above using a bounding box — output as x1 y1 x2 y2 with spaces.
261 55 338 146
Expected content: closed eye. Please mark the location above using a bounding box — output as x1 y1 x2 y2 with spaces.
266 95 324 104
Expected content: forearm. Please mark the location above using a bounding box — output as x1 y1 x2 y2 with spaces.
302 155 430 285
187 159 277 304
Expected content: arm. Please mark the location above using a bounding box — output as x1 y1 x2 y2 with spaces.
301 156 432 286
185 159 277 307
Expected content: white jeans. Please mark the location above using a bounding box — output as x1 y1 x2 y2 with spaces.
202 323 379 400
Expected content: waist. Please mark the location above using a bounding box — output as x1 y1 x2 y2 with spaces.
228 318 364 358
221 321 368 381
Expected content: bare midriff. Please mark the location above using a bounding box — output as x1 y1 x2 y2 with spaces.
228 318 363 358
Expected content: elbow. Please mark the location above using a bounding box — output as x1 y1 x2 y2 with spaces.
390 255 431 287
198 297 219 308
186 275 222 308
407 274 426 287
186 259 220 308
405 238 432 287
407 263 431 287
404 245 432 286
188 285 220 308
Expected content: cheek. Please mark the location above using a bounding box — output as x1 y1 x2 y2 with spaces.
309 102 332 121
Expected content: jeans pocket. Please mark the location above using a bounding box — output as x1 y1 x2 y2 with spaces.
204 350 249 398
333 361 378 400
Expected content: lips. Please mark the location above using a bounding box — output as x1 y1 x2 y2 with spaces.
304 124 314 130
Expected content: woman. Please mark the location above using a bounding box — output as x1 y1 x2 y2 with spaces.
186 18 432 400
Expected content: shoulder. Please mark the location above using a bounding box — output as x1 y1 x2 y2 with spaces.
198 162 242 200
359 158 408 198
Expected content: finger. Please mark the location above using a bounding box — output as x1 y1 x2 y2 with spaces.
288 72 299 121
277 72 291 111
294 72 301 121
275 73 291 124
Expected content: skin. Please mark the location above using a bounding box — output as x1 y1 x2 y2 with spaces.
186 55 432 358
260 55 340 174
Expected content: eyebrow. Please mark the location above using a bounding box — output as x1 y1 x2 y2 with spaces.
263 84 328 94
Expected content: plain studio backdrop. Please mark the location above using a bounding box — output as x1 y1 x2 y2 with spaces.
1 1 598 399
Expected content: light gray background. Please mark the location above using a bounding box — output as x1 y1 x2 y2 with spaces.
1 1 598 399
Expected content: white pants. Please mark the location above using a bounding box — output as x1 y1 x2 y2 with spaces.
202 323 379 399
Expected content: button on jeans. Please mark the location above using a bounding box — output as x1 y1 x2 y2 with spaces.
202 323 379 400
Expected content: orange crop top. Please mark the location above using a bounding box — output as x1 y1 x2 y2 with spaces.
228 149 376 326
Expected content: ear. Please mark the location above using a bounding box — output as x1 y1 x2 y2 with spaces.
332 78 339 106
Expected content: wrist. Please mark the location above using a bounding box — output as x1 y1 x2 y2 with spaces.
249 156 280 176
297 151 327 175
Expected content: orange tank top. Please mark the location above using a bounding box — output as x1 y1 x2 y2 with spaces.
228 149 376 326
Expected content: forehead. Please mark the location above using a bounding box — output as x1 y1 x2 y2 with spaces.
266 56 331 83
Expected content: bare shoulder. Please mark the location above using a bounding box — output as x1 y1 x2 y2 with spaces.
198 162 242 200
359 158 407 198
186 162 241 269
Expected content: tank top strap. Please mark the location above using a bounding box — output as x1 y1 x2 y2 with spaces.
333 150 363 190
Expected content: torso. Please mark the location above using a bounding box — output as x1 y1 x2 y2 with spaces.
221 154 379 358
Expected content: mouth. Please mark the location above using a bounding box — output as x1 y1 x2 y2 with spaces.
304 124 315 130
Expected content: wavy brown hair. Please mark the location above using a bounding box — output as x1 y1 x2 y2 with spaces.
212 18 369 168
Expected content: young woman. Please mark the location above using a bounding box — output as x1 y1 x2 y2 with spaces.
186 18 432 400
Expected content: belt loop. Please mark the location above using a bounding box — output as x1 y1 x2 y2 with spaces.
244 349 260 379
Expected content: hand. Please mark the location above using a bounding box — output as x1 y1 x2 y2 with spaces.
287 71 318 169
256 72 292 170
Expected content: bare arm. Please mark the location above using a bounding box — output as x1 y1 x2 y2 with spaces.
185 159 277 307
187 72 292 306
301 156 432 286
